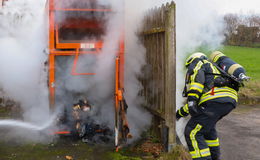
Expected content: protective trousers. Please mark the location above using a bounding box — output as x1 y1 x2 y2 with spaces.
185 101 234 160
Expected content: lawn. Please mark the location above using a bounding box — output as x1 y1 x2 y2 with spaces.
0 139 142 160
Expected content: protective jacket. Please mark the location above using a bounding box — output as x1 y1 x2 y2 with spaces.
178 58 238 117
177 57 238 160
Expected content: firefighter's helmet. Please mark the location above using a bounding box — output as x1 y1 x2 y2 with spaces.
185 52 207 67
209 51 225 63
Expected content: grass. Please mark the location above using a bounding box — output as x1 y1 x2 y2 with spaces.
0 139 190 160
0 107 12 119
107 152 141 160
0 139 143 160
159 145 191 160
0 137 191 160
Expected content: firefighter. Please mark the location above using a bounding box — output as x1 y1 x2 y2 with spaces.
176 52 239 160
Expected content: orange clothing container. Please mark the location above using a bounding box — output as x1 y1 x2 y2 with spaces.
48 0 129 148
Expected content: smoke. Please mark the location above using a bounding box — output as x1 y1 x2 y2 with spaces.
0 0 49 124
51 0 151 141
53 0 125 129
0 0 59 143
0 0 225 145
173 0 225 145
51 0 151 142
105 0 225 144
122 0 224 143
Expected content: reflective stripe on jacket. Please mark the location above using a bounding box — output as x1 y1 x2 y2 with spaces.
199 87 238 105
186 59 238 105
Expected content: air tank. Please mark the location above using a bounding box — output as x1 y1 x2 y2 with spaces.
210 51 248 80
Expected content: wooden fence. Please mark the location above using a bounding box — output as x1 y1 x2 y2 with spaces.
140 1 176 151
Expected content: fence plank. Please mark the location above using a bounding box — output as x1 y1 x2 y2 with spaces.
140 1 176 151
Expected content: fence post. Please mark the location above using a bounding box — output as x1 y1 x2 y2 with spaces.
164 2 176 151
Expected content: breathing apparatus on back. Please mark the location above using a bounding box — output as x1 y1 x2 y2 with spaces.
208 51 250 92
210 51 250 81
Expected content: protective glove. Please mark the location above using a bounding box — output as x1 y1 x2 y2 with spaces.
188 101 198 116
176 104 189 120
176 110 182 121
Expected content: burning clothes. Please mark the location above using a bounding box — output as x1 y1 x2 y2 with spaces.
72 99 92 134
80 123 113 144
71 99 112 143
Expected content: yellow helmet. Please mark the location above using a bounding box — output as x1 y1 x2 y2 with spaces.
185 52 207 67
210 51 226 63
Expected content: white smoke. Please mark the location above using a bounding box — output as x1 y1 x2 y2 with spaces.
173 0 225 145
52 0 152 141
120 0 225 145
122 0 224 144
0 0 225 145
0 0 49 124
108 0 225 144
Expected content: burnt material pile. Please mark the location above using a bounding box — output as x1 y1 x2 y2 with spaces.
56 99 113 144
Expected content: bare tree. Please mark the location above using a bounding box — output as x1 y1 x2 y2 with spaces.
224 14 239 36
224 13 260 47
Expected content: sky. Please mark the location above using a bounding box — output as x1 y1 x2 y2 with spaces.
218 0 260 14
151 0 260 15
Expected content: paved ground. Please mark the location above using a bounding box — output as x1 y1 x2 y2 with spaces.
218 105 260 160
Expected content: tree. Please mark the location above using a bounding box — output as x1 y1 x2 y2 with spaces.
224 13 260 47
224 14 239 45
